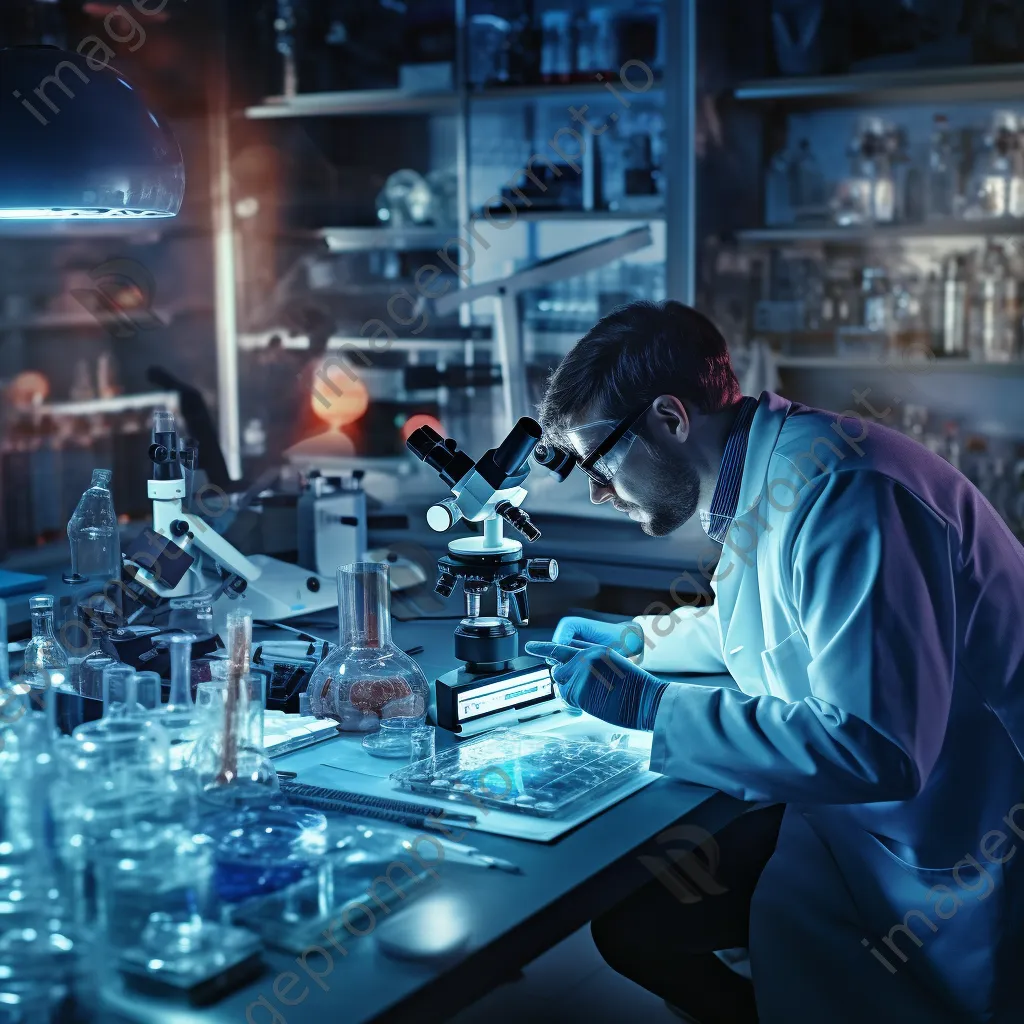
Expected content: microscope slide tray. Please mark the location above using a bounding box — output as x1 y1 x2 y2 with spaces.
390 728 649 819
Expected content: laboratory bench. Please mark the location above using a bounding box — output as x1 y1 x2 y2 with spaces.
91 617 745 1024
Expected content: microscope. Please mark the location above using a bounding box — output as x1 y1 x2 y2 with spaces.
407 417 565 737
122 411 336 622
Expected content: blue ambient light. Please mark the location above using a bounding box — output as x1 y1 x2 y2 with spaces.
0 46 184 219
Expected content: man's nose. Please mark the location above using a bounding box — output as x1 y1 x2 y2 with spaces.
589 479 615 504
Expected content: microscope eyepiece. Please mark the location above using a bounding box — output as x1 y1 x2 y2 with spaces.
406 426 475 486
492 417 543 476
533 440 577 482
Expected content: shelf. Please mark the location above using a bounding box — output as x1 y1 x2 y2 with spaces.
481 208 665 223
245 89 459 119
316 226 455 252
470 78 663 103
734 63 1024 106
775 356 1024 372
736 219 1024 243
0 305 211 332
25 391 180 417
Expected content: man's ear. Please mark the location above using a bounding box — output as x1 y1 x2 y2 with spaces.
650 395 690 444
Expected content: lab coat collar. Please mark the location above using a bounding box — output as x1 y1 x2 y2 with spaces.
734 391 793 523
712 391 792 647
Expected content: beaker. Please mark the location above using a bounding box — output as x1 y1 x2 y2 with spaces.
305 563 429 736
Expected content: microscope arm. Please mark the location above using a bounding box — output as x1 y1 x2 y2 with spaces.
151 498 263 582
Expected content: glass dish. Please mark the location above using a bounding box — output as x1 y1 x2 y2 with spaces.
390 728 649 818
203 805 329 904
230 822 435 953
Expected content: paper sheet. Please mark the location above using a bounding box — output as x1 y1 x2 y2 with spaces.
290 713 659 843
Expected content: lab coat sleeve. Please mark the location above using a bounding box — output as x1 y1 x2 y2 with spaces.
632 601 727 674
650 472 956 804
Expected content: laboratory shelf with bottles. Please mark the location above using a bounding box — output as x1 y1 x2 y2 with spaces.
223 0 681 483
709 45 1024 542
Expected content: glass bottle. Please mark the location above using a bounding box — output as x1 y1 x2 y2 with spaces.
833 117 897 226
788 138 825 220
22 594 69 691
0 670 75 1021
972 111 1024 219
65 468 120 584
926 114 958 221
306 563 429 753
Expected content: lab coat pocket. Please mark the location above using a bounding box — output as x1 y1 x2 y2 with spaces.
760 630 812 702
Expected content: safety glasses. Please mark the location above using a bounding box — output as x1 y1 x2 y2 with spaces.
568 406 649 488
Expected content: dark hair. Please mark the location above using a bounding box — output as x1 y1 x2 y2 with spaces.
538 300 741 437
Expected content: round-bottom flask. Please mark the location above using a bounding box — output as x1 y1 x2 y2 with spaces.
306 563 429 748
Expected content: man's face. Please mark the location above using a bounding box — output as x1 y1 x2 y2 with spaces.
566 408 701 537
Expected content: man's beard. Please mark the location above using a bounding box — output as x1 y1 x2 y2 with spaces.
620 454 701 537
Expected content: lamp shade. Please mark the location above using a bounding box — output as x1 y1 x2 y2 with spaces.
0 46 184 219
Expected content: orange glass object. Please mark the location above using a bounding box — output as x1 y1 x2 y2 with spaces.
309 371 369 429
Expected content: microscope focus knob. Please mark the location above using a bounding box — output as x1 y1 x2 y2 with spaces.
426 498 463 532
525 558 559 582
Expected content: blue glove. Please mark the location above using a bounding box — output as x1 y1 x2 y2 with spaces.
551 616 645 660
523 639 668 731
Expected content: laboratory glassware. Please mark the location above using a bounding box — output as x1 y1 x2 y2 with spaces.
187 672 278 810
788 139 826 221
102 663 139 718
151 633 197 771
306 563 429 738
940 254 969 356
969 111 1024 219
22 594 68 690
0 674 75 1022
540 9 573 83
925 114 958 220
57 620 117 734
65 468 120 584
390 728 649 818
168 590 215 639
832 116 897 226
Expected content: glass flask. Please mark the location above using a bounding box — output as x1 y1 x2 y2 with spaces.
0 670 76 1022
65 468 120 584
926 113 958 220
21 594 69 690
306 563 429 742
186 674 278 811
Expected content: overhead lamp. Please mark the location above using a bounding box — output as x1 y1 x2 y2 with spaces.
0 45 184 220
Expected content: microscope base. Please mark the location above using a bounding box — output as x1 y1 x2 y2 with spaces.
216 555 336 622
434 656 564 738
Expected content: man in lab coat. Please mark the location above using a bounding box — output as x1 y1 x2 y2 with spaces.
524 299 1024 1024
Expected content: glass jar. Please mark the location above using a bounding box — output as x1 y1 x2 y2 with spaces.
306 563 429 741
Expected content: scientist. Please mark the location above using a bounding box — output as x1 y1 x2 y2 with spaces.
525 300 1024 1024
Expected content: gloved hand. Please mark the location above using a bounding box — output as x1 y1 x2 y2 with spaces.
551 616 645 661
523 639 668 731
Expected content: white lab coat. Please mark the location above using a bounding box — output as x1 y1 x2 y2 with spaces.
636 391 1024 1023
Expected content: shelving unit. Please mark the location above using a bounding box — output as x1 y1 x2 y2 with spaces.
734 63 1024 106
218 2 692 478
774 356 1024 372
245 88 459 119
736 219 1024 243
